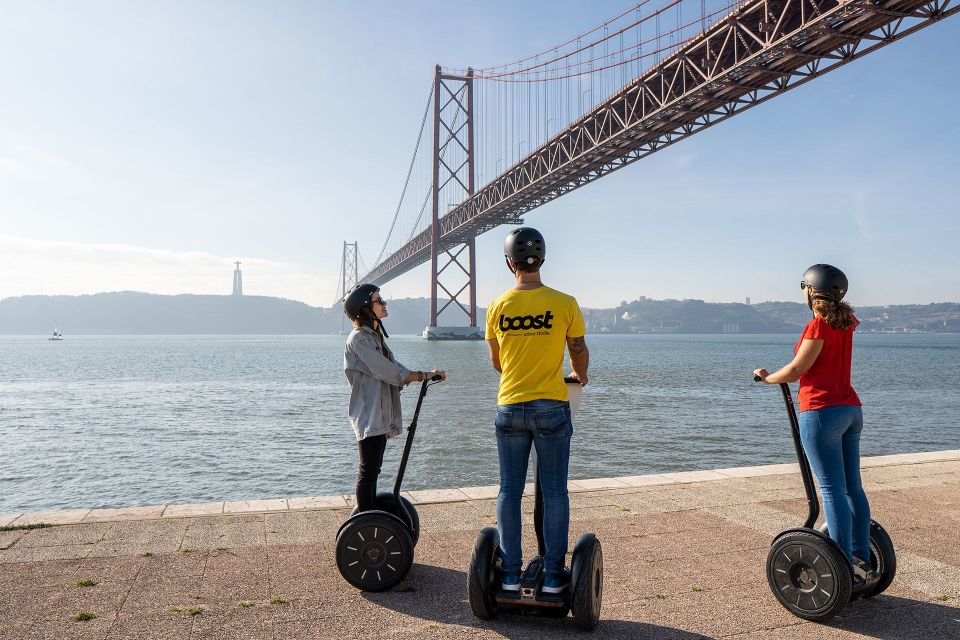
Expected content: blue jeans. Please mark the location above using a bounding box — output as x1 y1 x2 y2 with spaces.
495 400 573 575
799 405 871 562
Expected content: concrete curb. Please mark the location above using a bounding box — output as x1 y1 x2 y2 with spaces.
3 448 958 528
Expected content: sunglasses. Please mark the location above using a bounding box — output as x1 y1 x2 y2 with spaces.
800 282 808 290
372 298 387 307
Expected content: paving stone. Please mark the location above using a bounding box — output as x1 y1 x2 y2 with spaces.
105 612 194 640
0 530 25 550
617 473 675 487
286 495 348 510
82 505 166 523
459 484 500 499
11 510 91 527
162 502 225 518
14 522 113 548
25 612 118 640
0 544 92 563
223 499 288 514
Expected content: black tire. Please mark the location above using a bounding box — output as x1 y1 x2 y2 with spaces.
767 530 852 621
863 520 896 598
570 533 603 631
817 519 896 599
468 527 499 620
336 512 413 592
351 493 420 546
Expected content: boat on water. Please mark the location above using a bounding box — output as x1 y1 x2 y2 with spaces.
48 324 63 341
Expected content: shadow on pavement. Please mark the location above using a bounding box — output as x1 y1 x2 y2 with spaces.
363 564 714 639
821 594 960 639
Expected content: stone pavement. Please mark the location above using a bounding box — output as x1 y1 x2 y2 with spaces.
1 451 958 639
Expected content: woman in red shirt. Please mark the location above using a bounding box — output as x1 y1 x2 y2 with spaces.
754 264 877 582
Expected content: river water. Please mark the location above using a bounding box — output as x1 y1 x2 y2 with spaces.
1 333 958 512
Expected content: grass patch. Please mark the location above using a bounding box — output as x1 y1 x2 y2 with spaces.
215 547 228 551
655 594 668 600
73 611 96 622
0 522 53 532
936 594 949 602
76 579 98 588
187 606 204 616
269 596 289 606
692 586 703 592
238 601 255 608
180 547 196 553
142 552 152 557
168 607 182 613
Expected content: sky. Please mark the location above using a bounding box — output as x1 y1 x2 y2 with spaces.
1 1 958 311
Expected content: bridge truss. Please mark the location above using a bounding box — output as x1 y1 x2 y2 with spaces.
362 0 956 292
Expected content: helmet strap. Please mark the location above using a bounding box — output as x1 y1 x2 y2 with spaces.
505 256 517 275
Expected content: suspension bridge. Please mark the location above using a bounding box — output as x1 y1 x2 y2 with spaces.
336 0 957 339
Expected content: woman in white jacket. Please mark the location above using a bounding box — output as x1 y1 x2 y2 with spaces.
342 284 445 511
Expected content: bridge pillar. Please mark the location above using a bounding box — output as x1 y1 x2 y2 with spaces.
426 65 483 340
339 241 358 333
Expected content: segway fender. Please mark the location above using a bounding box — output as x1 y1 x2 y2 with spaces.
570 532 597 595
335 509 407 541
468 527 500 619
772 527 835 548
349 492 420 545
570 532 603 631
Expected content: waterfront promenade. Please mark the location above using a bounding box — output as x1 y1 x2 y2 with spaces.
1 451 958 639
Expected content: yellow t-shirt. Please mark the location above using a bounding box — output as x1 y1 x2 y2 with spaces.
485 286 586 405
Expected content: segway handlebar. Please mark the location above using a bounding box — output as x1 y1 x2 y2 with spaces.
753 376 820 529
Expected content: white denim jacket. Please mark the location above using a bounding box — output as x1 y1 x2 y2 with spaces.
343 326 412 441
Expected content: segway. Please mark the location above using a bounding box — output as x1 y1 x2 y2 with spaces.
468 379 603 631
755 377 896 621
335 374 443 591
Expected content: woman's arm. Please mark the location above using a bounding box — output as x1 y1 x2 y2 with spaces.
755 338 824 384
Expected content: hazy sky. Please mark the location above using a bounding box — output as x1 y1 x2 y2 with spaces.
1 1 958 310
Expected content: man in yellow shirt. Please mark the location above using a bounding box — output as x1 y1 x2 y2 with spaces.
485 227 589 595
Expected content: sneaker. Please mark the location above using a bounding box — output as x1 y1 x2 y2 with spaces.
501 571 521 592
852 556 879 582
541 571 569 594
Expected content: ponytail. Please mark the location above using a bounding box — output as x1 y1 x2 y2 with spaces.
811 296 856 330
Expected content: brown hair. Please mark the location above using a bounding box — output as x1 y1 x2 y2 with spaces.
353 306 393 360
811 292 856 330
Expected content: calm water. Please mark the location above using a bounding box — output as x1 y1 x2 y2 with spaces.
1 333 958 513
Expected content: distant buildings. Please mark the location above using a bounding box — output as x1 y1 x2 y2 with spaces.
232 261 243 296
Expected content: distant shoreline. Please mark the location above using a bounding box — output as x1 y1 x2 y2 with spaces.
2 291 958 335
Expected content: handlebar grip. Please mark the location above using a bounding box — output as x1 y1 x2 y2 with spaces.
754 375 763 382
563 376 579 384
430 374 443 381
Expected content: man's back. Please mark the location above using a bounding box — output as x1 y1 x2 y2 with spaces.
486 285 585 405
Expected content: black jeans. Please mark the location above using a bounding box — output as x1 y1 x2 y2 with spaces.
356 434 387 511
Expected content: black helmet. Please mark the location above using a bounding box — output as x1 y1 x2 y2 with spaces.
801 264 848 301
343 283 379 319
504 227 546 273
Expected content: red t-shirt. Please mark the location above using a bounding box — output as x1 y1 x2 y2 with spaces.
795 316 862 412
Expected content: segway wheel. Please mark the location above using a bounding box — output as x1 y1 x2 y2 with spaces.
336 512 413 592
351 493 421 546
570 533 603 631
767 530 852 621
467 527 500 620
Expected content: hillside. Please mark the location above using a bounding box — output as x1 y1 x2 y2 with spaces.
1 292 958 334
